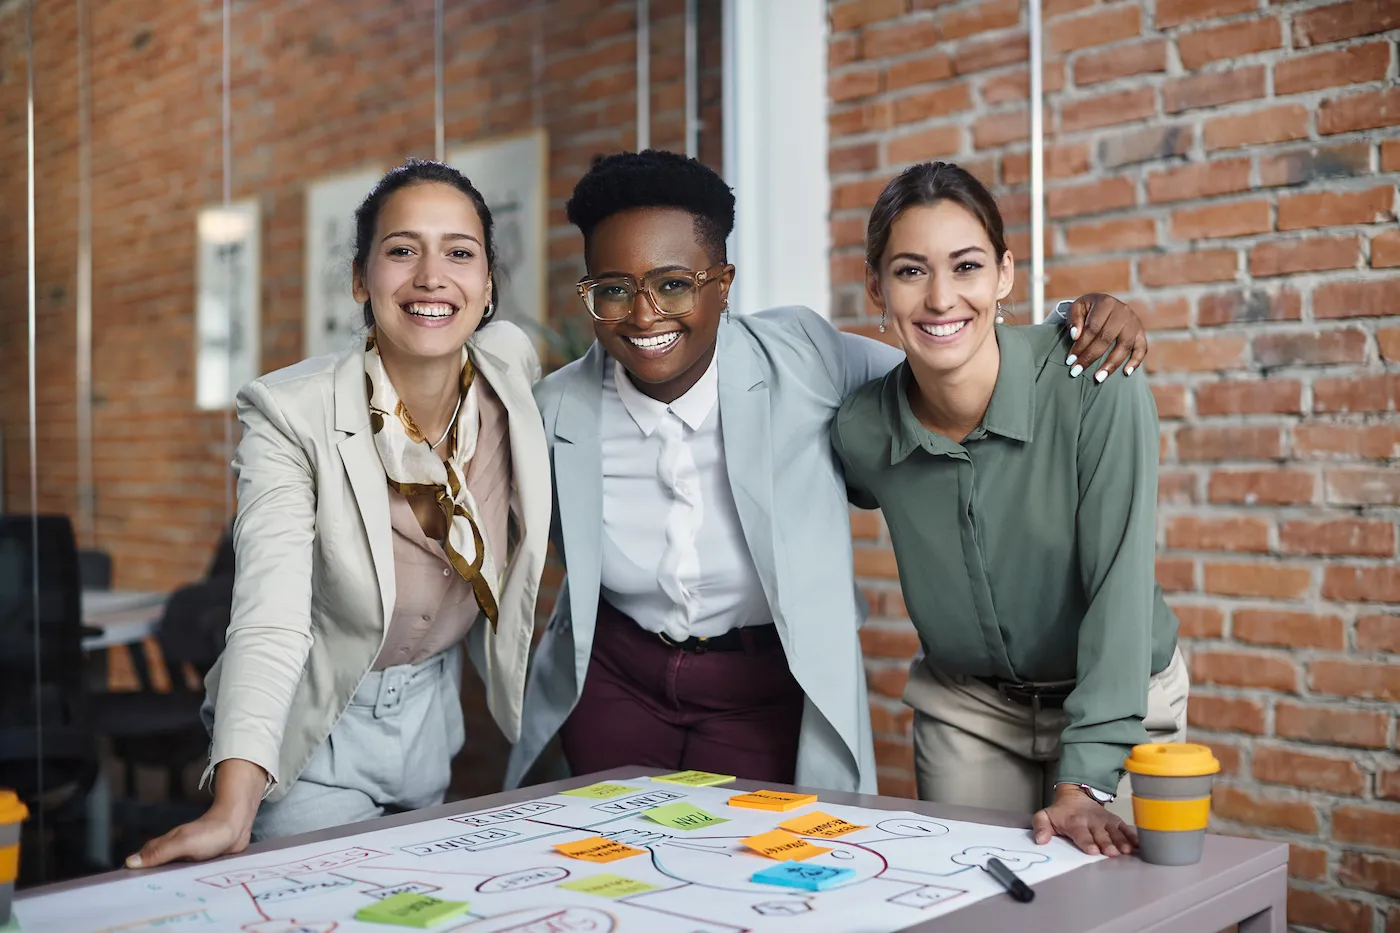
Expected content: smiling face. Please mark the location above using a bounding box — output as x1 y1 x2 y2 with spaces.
868 199 1014 377
353 181 492 363
585 206 733 403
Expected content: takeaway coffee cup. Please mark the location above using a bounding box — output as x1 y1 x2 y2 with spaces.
0 789 27 926
1124 743 1219 866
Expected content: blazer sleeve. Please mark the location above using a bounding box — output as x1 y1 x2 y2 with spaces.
788 306 906 398
205 380 318 794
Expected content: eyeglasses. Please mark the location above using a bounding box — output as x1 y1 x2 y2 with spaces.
577 263 729 322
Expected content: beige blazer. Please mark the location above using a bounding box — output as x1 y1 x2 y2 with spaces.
200 321 550 804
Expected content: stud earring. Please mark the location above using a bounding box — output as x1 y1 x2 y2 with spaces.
878 307 888 333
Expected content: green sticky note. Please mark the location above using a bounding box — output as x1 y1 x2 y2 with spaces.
643 801 729 830
560 781 641 800
652 770 736 787
559 873 659 899
355 892 470 928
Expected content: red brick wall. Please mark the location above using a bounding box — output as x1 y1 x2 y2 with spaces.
829 0 1399 926
0 0 722 594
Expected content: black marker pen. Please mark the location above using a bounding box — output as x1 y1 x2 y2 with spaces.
985 856 1035 903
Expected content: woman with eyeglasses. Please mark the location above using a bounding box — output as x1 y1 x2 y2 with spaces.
506 151 1153 793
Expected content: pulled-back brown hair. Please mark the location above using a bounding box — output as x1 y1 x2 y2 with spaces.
865 162 1008 270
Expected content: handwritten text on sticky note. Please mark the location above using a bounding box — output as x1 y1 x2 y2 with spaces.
741 829 832 861
644 802 729 830
553 836 646 863
728 790 818 811
560 782 640 800
651 770 736 787
558 874 659 899
354 892 471 928
779 811 866 838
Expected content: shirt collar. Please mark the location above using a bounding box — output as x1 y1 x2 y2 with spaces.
887 324 1036 464
610 350 720 436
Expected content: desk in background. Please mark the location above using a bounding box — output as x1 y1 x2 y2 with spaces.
20 767 1288 932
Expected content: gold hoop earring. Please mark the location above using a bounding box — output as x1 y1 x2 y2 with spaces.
878 307 888 333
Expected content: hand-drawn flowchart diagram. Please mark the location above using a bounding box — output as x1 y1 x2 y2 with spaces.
15 776 1100 932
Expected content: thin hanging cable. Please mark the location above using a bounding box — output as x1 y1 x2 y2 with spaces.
25 0 47 880
222 0 234 520
635 0 649 149
684 0 697 157
77 0 93 546
434 0 444 161
1029 0 1046 324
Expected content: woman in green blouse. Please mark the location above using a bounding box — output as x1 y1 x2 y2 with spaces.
832 162 1188 858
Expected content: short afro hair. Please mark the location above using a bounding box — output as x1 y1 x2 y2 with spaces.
567 150 735 263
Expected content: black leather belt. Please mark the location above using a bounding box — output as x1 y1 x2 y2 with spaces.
975 676 1076 710
656 624 782 654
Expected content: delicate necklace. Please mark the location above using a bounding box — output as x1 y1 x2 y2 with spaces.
428 392 464 450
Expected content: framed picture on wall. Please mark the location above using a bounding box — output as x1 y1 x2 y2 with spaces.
448 128 549 334
304 167 384 359
195 199 260 411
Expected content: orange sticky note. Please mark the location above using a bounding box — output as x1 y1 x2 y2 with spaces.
779 811 866 838
741 829 831 862
728 790 818 812
553 836 646 863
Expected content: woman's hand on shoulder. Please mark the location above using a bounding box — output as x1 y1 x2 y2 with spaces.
1064 294 1149 383
1032 782 1137 857
125 759 267 868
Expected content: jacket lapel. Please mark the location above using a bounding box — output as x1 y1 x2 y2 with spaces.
716 323 783 636
551 342 606 686
333 349 396 628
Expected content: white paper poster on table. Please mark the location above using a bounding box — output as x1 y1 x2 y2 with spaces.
14 774 1101 932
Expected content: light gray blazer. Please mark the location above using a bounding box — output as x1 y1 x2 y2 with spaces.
505 306 904 794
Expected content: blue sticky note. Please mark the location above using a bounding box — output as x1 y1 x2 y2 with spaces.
751 861 855 892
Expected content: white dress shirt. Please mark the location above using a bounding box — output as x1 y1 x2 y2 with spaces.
599 355 772 641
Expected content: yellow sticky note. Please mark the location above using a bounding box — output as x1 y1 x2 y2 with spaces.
643 802 728 830
560 782 640 800
553 836 647 863
558 873 659 899
652 770 736 787
741 829 832 861
779 811 866 838
728 790 818 811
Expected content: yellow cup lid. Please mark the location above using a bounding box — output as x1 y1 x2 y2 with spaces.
0 789 29 824
1124 743 1220 777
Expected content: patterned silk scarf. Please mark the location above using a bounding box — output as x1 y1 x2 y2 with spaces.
364 332 500 627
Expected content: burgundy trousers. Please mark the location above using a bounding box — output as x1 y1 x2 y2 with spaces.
560 601 805 783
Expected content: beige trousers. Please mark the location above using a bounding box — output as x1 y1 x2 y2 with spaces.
909 647 1189 823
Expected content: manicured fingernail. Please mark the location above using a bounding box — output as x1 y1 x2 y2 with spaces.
1070 364 1083 378
1084 846 1099 855
1065 353 1077 367
1095 369 1108 383
1070 326 1079 340
126 855 142 868
1125 365 1135 376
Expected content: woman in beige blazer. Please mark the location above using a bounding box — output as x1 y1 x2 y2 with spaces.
129 159 551 867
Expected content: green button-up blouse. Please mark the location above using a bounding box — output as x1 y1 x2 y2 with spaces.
832 322 1178 793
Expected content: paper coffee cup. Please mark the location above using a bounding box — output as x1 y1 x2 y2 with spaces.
1124 743 1218 866
0 790 28 926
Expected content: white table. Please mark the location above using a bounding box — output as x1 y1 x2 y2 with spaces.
80 591 165 650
